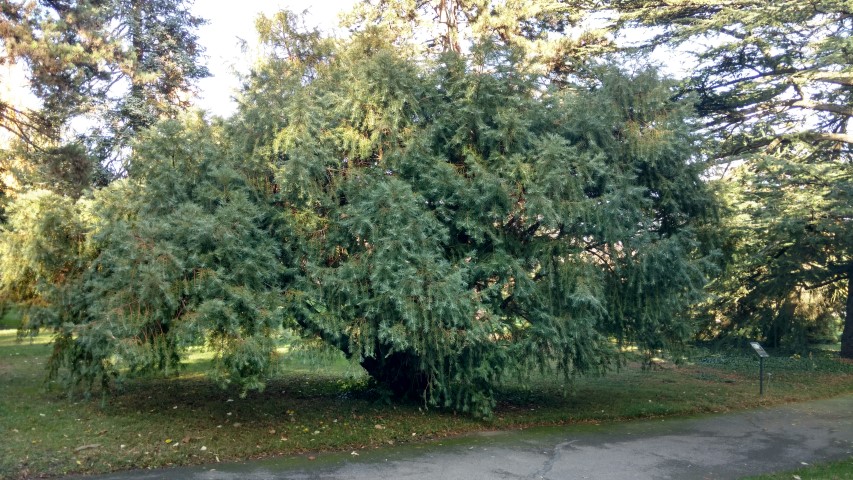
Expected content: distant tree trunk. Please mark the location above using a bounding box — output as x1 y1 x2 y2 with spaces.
129 0 146 135
841 272 853 359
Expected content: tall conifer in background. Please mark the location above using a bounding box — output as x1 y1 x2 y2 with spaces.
343 0 612 80
0 0 208 198
614 0 852 355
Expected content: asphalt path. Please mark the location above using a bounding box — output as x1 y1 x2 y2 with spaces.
80 394 853 480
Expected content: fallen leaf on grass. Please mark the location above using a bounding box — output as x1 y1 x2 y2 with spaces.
74 444 101 453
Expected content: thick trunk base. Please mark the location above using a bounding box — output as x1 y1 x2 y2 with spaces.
360 351 429 400
841 275 853 359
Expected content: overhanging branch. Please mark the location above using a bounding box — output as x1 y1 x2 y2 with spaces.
800 132 853 145
810 72 853 87
788 99 853 118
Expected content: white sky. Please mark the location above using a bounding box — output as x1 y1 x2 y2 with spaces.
191 0 358 118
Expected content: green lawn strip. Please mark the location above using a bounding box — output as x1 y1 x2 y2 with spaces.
0 307 21 329
741 456 853 480
1 329 851 479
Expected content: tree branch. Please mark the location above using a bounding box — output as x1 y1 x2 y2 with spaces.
810 72 853 87
0 102 51 150
799 274 847 291
788 99 853 117
716 129 853 160
799 132 853 145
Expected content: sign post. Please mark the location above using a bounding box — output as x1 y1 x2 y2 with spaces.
749 342 769 395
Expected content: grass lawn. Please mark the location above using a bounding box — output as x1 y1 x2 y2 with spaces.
0 307 21 329
1 329 851 479
742 456 853 480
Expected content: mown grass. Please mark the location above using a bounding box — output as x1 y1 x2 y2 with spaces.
1 329 851 479
0 307 21 329
742 456 853 479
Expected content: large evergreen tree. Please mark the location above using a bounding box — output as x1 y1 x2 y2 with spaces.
1 114 285 393
236 11 714 414
2 6 714 414
614 0 853 355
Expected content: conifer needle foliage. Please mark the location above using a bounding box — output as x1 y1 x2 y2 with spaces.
2 116 284 395
233 11 714 415
1 5 714 416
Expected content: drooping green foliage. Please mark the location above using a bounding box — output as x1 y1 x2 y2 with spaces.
2 115 285 393
614 0 853 354
235 12 714 414
0 188 91 334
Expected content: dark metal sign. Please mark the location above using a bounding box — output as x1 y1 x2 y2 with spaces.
749 342 769 358
749 342 769 395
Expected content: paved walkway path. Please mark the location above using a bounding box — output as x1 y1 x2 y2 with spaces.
83 395 852 480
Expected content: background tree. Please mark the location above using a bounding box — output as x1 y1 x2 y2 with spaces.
103 0 209 166
1 0 113 200
0 0 208 198
614 0 853 356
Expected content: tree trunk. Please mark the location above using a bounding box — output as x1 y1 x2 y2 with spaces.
841 273 853 359
360 349 429 400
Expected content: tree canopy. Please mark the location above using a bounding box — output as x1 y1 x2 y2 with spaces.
232 8 714 413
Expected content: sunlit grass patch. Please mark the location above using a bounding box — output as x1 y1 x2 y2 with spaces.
0 328 52 348
0 307 22 329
